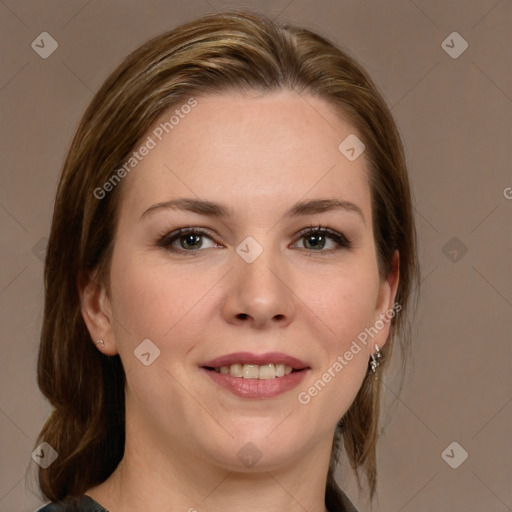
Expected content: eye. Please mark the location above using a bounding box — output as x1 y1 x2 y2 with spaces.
292 225 352 252
157 224 352 255
157 227 219 254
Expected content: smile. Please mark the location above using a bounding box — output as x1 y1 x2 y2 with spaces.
210 363 294 379
200 352 310 398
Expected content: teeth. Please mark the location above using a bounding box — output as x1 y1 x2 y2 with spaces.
275 363 285 377
242 364 259 379
230 363 243 377
215 363 295 379
258 364 275 380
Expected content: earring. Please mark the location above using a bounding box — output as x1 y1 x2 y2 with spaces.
96 340 105 348
369 344 382 373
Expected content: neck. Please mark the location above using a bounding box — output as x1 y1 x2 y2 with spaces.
87 415 334 512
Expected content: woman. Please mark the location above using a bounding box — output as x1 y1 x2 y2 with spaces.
33 10 419 512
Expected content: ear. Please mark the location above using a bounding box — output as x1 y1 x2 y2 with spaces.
78 270 119 356
371 250 400 352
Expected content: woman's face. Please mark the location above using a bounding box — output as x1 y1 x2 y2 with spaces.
84 89 398 472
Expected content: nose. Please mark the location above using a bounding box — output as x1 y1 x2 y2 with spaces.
221 244 296 330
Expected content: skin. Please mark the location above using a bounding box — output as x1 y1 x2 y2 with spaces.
80 89 399 512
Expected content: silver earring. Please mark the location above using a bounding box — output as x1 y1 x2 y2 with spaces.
96 340 105 348
369 344 382 373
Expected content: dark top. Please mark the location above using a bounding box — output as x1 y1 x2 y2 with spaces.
37 485 358 511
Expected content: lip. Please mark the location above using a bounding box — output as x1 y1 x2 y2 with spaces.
200 351 311 399
201 351 309 370
201 367 310 399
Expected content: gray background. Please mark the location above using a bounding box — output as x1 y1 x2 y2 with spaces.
0 0 511 511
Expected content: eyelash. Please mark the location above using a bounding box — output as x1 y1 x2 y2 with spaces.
156 225 352 255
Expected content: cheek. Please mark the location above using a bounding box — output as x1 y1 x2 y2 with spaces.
108 253 211 412
297 279 376 425
304 268 380 420
306 266 379 349
109 251 218 355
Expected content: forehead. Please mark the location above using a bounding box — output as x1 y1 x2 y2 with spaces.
117 89 371 221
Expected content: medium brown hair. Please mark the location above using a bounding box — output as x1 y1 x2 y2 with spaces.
34 10 420 503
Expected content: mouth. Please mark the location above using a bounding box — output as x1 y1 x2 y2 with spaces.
203 363 302 379
201 351 309 378
200 352 310 398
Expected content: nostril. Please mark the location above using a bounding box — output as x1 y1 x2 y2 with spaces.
238 313 249 320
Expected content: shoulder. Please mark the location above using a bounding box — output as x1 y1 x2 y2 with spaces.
36 495 108 512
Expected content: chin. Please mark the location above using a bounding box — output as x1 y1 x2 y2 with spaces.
201 423 314 472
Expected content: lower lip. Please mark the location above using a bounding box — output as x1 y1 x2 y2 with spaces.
201 368 309 398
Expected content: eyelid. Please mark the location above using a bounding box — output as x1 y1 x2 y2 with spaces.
157 224 352 253
157 227 219 250
293 225 352 250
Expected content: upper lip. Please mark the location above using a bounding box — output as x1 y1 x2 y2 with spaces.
201 352 310 370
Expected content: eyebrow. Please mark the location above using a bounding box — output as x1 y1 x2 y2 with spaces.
140 197 365 224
